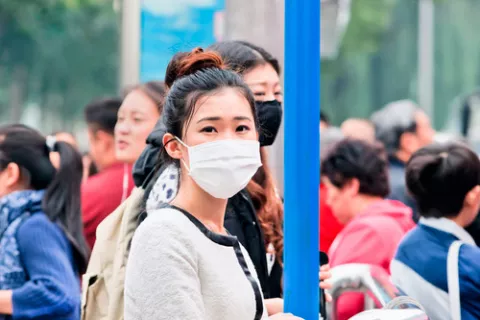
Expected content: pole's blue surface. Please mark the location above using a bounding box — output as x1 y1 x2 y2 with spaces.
283 0 320 318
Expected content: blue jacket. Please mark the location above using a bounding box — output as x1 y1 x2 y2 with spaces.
0 190 80 320
391 218 480 320
388 157 418 222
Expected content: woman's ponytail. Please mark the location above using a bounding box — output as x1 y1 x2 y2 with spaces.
0 125 89 273
43 139 90 273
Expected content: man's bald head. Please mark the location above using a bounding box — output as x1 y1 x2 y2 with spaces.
341 118 375 144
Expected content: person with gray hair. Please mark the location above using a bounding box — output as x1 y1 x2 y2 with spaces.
371 100 435 222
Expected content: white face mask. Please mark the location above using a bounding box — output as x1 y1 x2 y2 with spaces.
176 138 262 199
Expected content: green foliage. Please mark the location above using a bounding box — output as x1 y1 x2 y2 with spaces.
0 0 119 129
341 0 397 54
340 0 443 55
321 0 480 131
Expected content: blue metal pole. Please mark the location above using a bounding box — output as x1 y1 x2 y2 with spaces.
283 0 320 318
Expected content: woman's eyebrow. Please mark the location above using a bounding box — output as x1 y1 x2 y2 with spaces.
196 116 252 123
197 116 221 123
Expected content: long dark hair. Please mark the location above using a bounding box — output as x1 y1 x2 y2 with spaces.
0 124 89 273
208 40 281 76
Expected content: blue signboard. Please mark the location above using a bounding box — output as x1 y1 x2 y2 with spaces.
140 0 225 82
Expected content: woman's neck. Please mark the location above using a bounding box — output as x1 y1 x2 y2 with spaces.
171 177 228 234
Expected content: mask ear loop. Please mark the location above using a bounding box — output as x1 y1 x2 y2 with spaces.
174 137 191 172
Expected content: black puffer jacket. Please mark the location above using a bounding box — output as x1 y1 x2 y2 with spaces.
225 190 272 298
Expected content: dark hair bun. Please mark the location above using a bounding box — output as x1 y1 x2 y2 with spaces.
165 48 224 87
406 142 480 218
405 153 444 201
164 52 189 89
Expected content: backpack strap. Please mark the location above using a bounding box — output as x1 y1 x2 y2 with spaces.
447 240 463 320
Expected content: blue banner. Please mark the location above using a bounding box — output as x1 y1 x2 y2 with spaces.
140 0 225 83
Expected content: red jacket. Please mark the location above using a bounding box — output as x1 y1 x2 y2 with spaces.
328 199 415 320
82 163 134 249
319 183 344 253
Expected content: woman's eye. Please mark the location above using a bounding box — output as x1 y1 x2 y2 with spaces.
133 118 144 123
254 92 265 97
275 91 283 96
201 126 217 133
236 125 250 132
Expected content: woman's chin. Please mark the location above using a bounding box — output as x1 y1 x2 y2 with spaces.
115 151 136 164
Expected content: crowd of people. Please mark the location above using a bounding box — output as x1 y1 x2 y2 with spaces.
0 39 478 320
320 100 480 319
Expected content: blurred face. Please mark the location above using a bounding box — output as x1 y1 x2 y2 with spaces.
415 111 435 148
164 88 258 169
323 177 357 224
243 64 282 103
87 128 114 170
115 89 160 164
401 111 435 156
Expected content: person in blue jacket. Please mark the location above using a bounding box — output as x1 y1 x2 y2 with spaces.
0 124 89 319
371 100 435 222
391 142 480 320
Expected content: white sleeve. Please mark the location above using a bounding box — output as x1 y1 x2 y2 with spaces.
124 214 206 320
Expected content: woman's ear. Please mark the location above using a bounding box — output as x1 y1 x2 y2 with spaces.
345 178 360 196
465 185 480 209
162 133 184 160
4 163 22 188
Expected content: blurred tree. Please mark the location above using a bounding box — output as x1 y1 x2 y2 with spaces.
320 0 475 130
341 0 397 54
0 0 119 129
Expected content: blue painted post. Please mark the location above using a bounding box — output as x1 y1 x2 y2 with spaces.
283 0 320 318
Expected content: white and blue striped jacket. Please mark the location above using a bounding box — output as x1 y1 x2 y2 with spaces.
391 218 480 320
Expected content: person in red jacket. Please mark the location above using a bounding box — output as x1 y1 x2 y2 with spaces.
82 97 135 249
321 138 415 320
319 126 345 253
319 184 344 253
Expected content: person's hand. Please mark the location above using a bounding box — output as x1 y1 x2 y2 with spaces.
269 313 304 320
265 298 284 316
319 264 333 302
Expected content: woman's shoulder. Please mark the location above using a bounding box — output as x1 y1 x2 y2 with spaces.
144 207 191 227
459 243 480 267
129 208 201 268
135 207 197 244
16 213 70 252
17 213 62 237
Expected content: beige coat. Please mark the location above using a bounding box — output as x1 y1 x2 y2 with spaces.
81 187 145 320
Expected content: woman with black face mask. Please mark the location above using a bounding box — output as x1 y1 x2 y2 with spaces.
134 43 331 316
208 41 285 300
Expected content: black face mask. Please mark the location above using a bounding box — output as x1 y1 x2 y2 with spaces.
256 100 283 147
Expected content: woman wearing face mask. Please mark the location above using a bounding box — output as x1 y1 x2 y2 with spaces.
115 81 166 200
0 125 89 319
209 40 285 297
209 41 333 310
141 43 331 312
124 49 301 320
